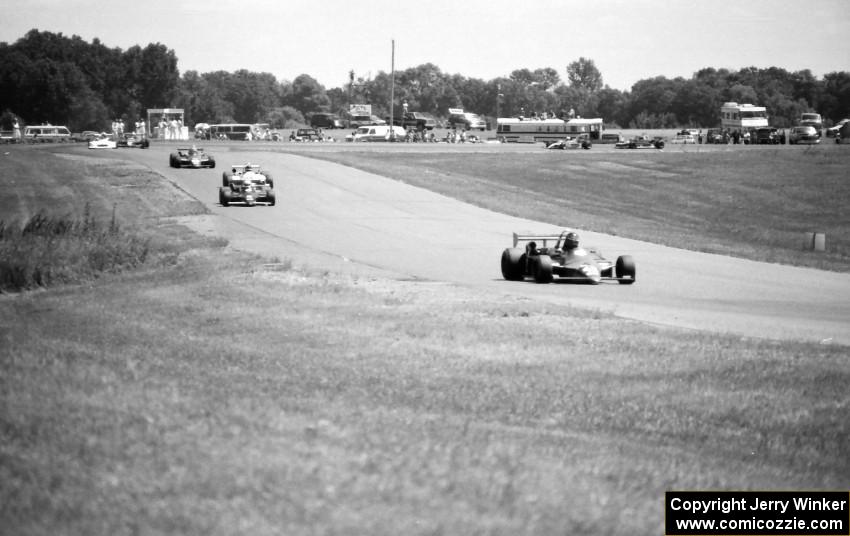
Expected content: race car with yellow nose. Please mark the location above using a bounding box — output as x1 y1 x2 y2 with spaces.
501 230 635 284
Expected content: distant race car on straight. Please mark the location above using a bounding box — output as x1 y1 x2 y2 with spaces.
169 146 216 168
501 230 636 284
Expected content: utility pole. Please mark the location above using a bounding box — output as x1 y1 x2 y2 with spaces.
389 39 395 140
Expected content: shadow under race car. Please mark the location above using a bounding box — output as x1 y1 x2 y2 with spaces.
219 164 276 207
170 146 215 168
501 231 636 284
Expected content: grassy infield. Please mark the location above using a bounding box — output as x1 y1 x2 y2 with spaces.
1 144 848 535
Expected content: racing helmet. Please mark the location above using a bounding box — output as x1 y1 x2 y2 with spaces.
562 232 579 249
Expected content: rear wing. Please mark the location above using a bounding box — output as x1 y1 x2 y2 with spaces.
512 232 564 248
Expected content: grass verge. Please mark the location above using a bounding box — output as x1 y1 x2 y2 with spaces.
296 144 850 272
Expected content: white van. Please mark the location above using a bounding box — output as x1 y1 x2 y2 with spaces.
349 125 406 142
24 125 72 142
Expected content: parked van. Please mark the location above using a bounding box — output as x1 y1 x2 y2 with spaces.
24 125 72 142
209 123 252 140
447 108 487 131
348 125 406 142
310 113 344 129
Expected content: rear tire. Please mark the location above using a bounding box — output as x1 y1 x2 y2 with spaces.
266 190 276 206
500 248 525 281
616 255 636 284
222 172 232 187
533 255 553 284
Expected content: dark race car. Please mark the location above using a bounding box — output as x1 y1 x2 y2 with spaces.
219 163 276 207
501 230 635 284
116 133 150 149
615 135 665 149
169 146 215 168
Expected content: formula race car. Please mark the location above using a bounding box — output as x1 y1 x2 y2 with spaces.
116 133 149 149
501 231 636 284
544 135 592 150
219 163 276 207
169 146 216 168
615 135 665 149
88 134 117 149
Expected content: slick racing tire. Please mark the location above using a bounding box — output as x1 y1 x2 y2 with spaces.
263 172 274 189
266 190 276 206
616 255 636 284
219 188 231 207
533 255 553 284
222 172 232 187
500 248 525 281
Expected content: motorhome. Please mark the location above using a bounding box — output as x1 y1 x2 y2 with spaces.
496 117 603 143
720 102 768 135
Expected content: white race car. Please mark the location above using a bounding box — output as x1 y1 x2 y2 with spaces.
88 134 116 149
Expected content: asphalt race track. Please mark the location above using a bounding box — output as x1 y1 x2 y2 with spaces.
120 144 850 346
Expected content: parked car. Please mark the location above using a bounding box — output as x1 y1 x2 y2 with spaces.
800 112 823 132
826 118 849 137
789 125 820 144
310 113 344 129
290 128 322 142
671 133 696 144
754 127 782 145
705 128 725 144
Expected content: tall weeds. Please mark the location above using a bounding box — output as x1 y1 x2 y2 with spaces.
0 204 150 292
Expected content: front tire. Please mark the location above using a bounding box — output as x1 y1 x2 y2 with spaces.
616 255 636 284
533 255 553 284
500 248 525 281
219 188 231 207
222 172 232 187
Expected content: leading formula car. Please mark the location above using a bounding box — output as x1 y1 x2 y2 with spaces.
501 231 635 284
219 163 276 207
169 146 215 168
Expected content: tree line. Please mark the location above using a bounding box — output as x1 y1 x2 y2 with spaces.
2 30 848 132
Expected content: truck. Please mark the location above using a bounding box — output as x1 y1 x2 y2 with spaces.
386 112 436 131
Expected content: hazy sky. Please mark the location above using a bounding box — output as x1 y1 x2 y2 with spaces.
3 0 848 91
